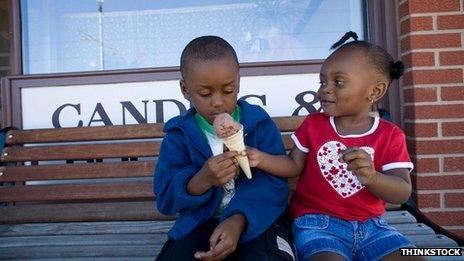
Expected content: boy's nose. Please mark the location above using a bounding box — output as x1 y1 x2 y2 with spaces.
211 95 224 107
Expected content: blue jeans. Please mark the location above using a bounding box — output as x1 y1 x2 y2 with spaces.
292 214 414 261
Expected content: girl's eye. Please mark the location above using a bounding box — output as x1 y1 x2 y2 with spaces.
319 81 326 87
334 80 344 86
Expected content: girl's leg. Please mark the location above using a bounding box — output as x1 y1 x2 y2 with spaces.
309 252 347 261
357 217 420 261
292 214 352 261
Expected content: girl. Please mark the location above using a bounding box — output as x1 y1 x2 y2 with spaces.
246 32 424 261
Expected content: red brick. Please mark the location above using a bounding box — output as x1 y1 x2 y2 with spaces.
407 0 461 14
398 2 409 19
410 139 464 154
445 193 464 208
400 16 433 35
403 87 437 102
443 122 464 136
401 33 461 52
412 157 440 173
438 14 464 29
441 86 464 101
444 157 464 172
414 174 464 190
404 122 438 137
402 52 435 68
423 211 464 226
402 69 463 86
404 104 464 119
440 51 464 66
413 193 441 208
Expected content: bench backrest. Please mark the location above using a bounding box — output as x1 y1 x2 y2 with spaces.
0 116 304 224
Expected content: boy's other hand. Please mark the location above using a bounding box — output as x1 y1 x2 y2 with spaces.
340 147 377 186
243 146 262 168
194 213 246 260
200 151 239 187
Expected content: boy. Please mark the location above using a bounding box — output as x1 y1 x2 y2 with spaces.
154 36 294 260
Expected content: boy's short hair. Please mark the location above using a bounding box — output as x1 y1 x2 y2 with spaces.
180 36 239 81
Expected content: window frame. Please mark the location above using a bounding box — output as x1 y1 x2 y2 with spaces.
4 0 400 129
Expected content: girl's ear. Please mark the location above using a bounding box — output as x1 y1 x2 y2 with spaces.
370 80 388 103
180 80 190 100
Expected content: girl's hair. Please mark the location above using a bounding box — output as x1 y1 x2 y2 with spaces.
330 31 404 83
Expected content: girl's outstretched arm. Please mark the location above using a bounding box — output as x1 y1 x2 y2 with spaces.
245 146 306 178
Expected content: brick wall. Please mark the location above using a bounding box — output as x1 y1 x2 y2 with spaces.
398 0 464 238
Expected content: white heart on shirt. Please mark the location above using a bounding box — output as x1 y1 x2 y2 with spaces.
317 141 374 198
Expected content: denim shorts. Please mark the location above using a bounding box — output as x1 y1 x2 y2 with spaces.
292 214 415 261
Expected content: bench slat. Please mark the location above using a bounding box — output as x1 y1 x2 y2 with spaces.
282 134 293 150
382 210 417 224
0 221 174 237
0 183 153 202
0 161 155 182
407 234 459 247
5 124 165 145
20 256 154 261
390 223 435 235
0 245 162 259
0 202 172 224
0 220 437 238
273 116 305 132
1 234 168 248
1 142 160 162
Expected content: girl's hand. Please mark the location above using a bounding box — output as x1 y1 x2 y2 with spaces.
194 213 246 260
243 146 263 168
200 151 239 187
341 147 377 186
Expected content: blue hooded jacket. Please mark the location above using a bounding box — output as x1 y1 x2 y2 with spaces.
153 100 289 243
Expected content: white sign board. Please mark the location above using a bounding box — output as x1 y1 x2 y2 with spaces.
22 73 320 129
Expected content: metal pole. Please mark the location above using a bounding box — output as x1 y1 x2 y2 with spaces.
97 0 104 70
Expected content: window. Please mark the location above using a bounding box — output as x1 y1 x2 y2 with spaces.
21 0 365 74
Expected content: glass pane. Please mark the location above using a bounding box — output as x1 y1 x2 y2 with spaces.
21 0 365 74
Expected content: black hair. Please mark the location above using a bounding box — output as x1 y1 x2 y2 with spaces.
180 36 239 81
330 31 404 83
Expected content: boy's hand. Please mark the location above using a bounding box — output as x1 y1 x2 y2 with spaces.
194 213 246 260
341 147 377 186
200 151 239 187
243 146 263 168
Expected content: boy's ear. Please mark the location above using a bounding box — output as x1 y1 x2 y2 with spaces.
370 81 388 103
180 80 190 100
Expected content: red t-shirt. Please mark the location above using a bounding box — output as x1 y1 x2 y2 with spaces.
290 113 413 221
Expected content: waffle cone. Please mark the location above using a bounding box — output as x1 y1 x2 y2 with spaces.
221 126 252 179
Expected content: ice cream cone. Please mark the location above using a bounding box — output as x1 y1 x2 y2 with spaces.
221 126 252 179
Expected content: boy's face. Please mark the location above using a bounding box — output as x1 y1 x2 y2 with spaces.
317 49 380 118
181 57 239 124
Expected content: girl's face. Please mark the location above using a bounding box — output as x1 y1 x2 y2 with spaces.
180 56 239 124
317 48 378 119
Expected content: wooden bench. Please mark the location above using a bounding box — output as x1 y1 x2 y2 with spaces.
0 116 460 259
